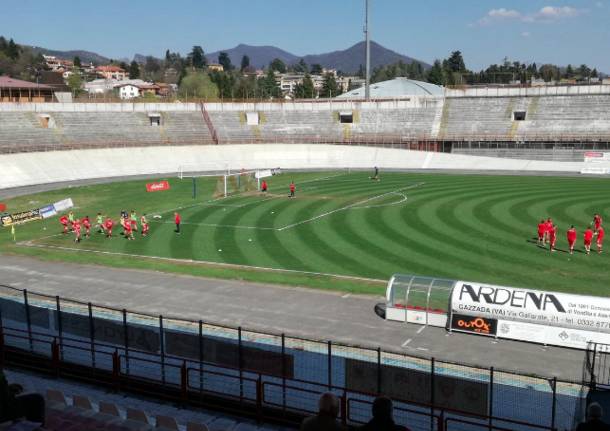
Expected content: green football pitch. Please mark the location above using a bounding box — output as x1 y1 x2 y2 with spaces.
3 170 610 296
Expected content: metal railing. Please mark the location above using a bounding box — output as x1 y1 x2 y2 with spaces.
0 284 581 430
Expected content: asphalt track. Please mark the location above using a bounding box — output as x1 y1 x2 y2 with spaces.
0 172 590 383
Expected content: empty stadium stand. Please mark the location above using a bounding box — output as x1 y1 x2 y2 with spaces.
1 90 610 159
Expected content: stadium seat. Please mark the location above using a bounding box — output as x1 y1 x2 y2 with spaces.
186 423 209 431
99 401 121 417
155 415 179 430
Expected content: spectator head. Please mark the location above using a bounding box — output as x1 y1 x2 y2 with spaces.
372 396 394 421
588 402 603 420
318 392 340 417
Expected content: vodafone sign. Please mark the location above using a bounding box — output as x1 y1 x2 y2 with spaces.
146 181 170 192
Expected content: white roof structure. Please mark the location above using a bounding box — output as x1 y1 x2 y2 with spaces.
337 77 443 99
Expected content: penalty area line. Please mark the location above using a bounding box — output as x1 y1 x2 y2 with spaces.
17 241 386 285
277 182 424 231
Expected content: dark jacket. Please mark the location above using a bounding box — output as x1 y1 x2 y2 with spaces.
360 418 410 431
576 419 610 431
300 413 346 431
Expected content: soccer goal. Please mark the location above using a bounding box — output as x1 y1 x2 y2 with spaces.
179 165 281 199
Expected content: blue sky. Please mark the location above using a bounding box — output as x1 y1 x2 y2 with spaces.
4 0 610 71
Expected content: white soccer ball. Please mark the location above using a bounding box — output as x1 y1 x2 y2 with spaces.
218 249 222 252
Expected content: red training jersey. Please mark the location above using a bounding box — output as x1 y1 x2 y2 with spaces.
175 214 181 224
549 227 557 241
584 229 594 242
59 216 68 225
290 184 295 192
598 227 605 242
83 218 91 228
545 221 552 232
104 219 113 229
567 229 577 243
537 223 545 235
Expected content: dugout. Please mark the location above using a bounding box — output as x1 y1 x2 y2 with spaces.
385 274 454 327
386 274 610 350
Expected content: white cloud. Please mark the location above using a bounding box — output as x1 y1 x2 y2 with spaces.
476 5 586 26
489 8 522 19
521 31 531 37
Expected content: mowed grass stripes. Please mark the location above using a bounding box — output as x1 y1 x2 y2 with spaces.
4 171 610 296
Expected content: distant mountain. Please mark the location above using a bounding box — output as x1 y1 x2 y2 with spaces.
133 54 163 64
206 41 428 73
28 46 110 65
206 44 298 69
302 41 430 73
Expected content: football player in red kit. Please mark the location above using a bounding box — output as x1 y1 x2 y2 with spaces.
537 219 546 245
289 182 296 198
544 218 553 244
73 219 82 243
124 219 134 240
104 218 114 238
594 214 603 232
584 227 594 255
566 226 577 255
82 216 91 238
548 224 557 252
59 214 69 234
261 180 268 192
597 226 605 254
141 214 149 236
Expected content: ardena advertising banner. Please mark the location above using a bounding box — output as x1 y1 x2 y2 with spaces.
450 281 610 349
584 152 610 163
146 181 170 192
39 204 57 219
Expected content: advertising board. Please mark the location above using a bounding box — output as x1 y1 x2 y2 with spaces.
451 281 610 348
53 198 74 212
146 181 170 192
39 204 57 219
1 209 42 227
450 313 497 336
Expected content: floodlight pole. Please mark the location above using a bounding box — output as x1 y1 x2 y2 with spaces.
364 0 371 101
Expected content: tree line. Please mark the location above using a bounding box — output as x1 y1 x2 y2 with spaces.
372 51 602 86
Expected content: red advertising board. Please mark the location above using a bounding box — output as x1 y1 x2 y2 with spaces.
146 181 170 192
0 203 6 212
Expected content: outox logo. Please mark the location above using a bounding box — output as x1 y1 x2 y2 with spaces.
457 317 492 334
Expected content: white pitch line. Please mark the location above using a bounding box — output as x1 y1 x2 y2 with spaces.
277 182 424 231
149 220 277 231
416 326 426 334
18 241 387 284
401 339 412 347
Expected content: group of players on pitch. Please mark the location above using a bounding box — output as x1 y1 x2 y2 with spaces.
538 214 604 255
59 210 150 243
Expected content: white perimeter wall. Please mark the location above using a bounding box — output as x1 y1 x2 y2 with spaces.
1 144 605 190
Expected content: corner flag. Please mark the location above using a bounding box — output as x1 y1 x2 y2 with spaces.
11 224 15 242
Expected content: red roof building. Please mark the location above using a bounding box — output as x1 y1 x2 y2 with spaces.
0 76 55 102
95 65 127 80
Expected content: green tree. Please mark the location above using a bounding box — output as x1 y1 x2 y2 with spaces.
578 64 591 80
209 70 236 98
218 52 233 71
73 56 82 69
178 71 218 99
320 73 340 98
259 68 281 98
292 59 308 73
592 68 599 78
269 58 286 74
427 60 445 85
564 64 574 79
310 64 323 75
293 73 315 98
67 72 83 96
129 61 140 79
6 38 19 60
188 46 206 69
240 55 250 71
445 51 466 73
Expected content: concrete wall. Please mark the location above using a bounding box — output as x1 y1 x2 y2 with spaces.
445 84 610 98
0 144 601 190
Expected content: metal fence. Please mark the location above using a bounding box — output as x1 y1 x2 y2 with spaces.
0 284 586 430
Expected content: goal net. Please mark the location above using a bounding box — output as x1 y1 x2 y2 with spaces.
216 170 259 198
